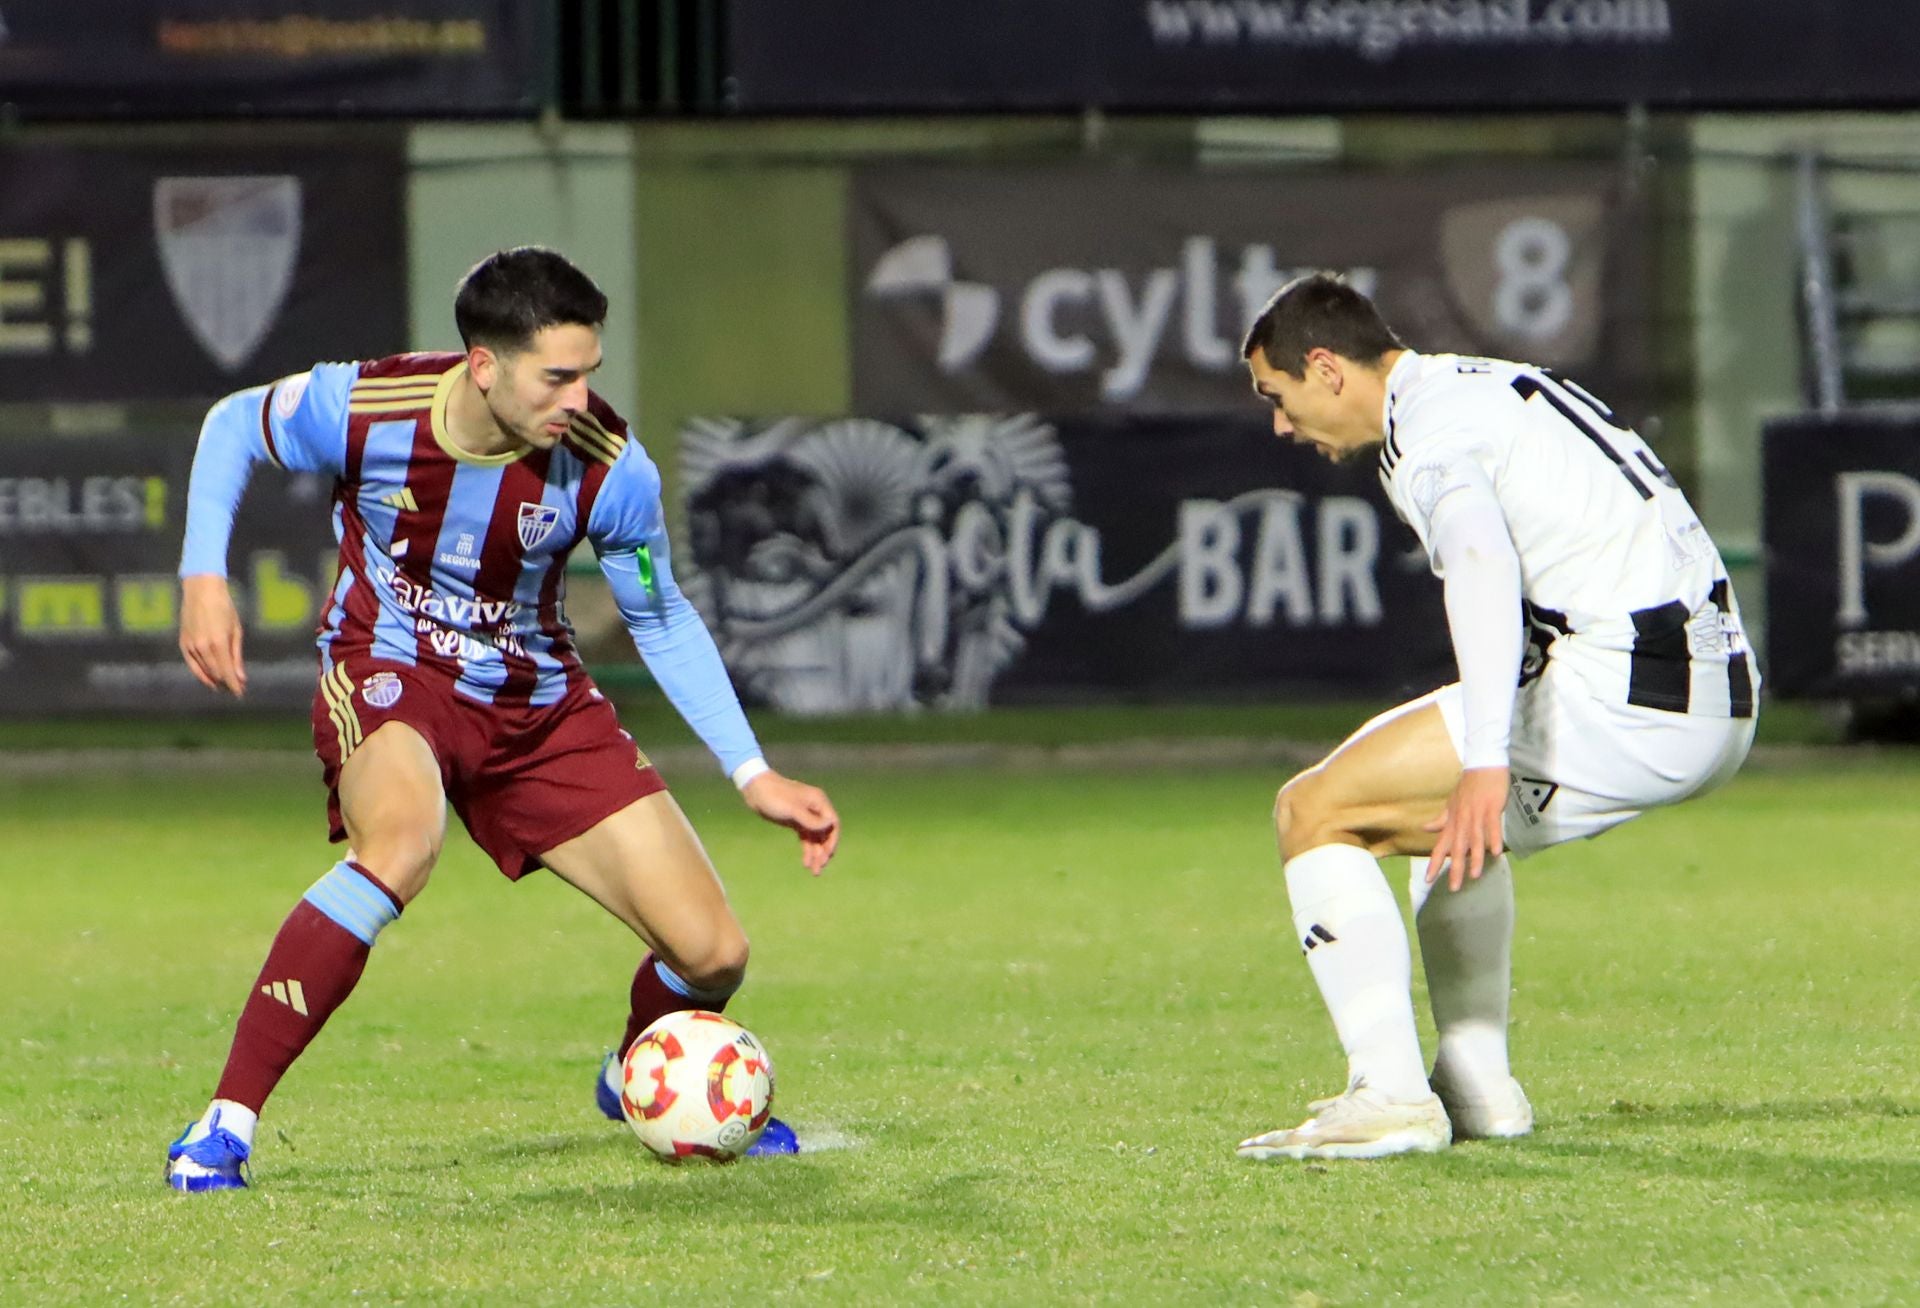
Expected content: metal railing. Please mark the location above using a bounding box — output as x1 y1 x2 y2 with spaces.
1793 147 1920 412
1794 150 1845 416
556 0 729 117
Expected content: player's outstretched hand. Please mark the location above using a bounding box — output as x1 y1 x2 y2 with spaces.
179 574 248 697
1422 765 1508 892
741 771 841 875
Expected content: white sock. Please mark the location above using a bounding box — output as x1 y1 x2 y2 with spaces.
1410 854 1515 1093
187 1099 259 1150
1284 845 1430 1104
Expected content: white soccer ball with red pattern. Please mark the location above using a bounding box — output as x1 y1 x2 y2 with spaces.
619 1009 774 1161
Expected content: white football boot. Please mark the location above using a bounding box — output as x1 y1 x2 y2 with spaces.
1238 1081 1452 1161
1431 1063 1534 1140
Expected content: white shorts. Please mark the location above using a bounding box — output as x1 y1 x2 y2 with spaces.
1389 658 1755 859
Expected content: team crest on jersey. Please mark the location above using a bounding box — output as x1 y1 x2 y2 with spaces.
361 671 404 710
518 502 561 549
274 371 311 419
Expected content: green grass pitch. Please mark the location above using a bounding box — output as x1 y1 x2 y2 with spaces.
3 748 1917 1303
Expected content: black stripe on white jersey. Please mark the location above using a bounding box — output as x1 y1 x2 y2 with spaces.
1543 370 1618 423
1623 582 1756 719
1627 600 1693 711
1511 373 1654 501
1519 600 1570 688
1710 578 1756 719
1379 407 1403 475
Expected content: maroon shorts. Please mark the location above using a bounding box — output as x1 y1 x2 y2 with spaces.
312 655 668 880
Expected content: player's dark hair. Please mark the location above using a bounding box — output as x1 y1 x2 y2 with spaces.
1240 272 1403 376
454 247 608 353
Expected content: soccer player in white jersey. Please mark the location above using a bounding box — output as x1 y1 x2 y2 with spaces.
1234 274 1757 1161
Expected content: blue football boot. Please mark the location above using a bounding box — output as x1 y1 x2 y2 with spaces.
165 1110 252 1192
596 1050 626 1122
747 1117 799 1157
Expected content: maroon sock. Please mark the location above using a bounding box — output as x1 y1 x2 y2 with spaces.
619 955 729 1058
213 863 402 1112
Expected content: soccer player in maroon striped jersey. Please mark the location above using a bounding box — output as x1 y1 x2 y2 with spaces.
165 247 838 1190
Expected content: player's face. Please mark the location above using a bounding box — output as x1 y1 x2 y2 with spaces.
1248 349 1370 462
482 323 604 450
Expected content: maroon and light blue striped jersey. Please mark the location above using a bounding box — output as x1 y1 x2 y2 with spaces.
251 352 652 707
182 351 762 771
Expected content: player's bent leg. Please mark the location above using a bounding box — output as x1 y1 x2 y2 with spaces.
541 790 748 997
1275 698 1462 861
167 723 447 1192
543 794 800 1154
1408 855 1531 1139
1245 699 1465 1160
542 794 747 1085
335 721 451 906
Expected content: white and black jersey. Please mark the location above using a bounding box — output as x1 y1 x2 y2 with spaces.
1379 351 1756 720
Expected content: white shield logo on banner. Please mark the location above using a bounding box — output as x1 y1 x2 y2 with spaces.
154 176 302 372
518 502 560 550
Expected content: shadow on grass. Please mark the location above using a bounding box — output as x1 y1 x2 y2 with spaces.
299 1126 1008 1233
1525 1139 1920 1206
1579 1095 1920 1127
1521 1096 1920 1206
471 1131 635 1161
510 1151 1008 1234
255 1128 636 1192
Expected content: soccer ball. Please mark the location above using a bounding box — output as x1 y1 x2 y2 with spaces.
619 1010 774 1161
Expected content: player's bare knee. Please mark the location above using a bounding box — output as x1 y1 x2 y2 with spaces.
1273 771 1309 842
675 931 749 995
1276 769 1341 860
352 831 441 904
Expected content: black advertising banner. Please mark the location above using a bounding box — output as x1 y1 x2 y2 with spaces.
0 1 540 118
0 140 405 402
678 412 1452 710
0 428 336 713
729 0 1920 113
851 163 1649 419
1763 413 1920 700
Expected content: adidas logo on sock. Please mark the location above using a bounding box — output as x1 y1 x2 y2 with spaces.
1301 924 1337 953
260 979 310 1016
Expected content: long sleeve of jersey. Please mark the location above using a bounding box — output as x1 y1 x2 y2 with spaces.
1425 461 1525 769
590 458 764 778
179 385 270 578
178 365 354 578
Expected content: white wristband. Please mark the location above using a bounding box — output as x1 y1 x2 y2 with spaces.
730 757 771 790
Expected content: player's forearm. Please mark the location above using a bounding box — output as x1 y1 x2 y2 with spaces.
178 387 271 578
601 555 764 776
630 602 766 778
1433 499 1524 769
